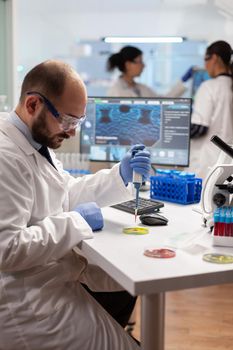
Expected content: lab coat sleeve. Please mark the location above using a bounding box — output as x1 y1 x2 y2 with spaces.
191 82 214 126
164 80 187 97
0 154 94 272
139 84 158 97
63 163 134 210
107 85 123 97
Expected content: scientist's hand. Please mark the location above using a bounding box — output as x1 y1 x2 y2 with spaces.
181 66 194 82
120 144 151 185
75 202 104 231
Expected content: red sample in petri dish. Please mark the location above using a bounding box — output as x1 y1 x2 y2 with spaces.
144 248 176 259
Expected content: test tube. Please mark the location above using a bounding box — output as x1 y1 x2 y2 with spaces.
225 207 231 237
219 207 227 236
231 207 233 237
213 208 220 236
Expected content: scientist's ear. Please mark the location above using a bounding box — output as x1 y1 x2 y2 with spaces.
25 95 42 115
211 53 219 64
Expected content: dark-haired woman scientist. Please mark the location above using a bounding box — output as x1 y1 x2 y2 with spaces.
107 45 192 97
188 40 233 179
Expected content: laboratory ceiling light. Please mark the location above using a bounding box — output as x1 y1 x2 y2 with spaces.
103 36 185 44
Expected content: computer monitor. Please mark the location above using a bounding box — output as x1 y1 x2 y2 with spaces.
80 96 192 167
191 68 210 97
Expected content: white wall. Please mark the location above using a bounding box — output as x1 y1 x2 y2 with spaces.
14 0 233 163
16 1 233 67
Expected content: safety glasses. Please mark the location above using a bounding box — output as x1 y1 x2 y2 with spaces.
26 91 86 131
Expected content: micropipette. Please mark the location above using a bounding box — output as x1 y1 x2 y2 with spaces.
133 171 142 222
132 149 143 222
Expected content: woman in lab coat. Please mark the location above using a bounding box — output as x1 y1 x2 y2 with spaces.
188 40 233 179
107 45 190 98
0 60 150 350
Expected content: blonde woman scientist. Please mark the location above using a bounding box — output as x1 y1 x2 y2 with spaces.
188 40 233 179
107 45 192 98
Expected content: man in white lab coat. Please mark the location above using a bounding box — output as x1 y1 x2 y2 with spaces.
0 60 151 349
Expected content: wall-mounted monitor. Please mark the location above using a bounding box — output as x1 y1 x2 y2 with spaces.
80 96 192 167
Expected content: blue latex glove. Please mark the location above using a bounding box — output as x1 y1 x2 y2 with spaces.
120 144 151 185
75 202 104 231
181 66 194 82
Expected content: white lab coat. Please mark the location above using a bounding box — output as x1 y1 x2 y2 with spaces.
188 76 233 179
107 76 186 98
0 116 139 350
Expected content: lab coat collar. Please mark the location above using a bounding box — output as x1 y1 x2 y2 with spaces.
0 117 64 183
0 117 39 156
9 111 41 150
119 76 131 90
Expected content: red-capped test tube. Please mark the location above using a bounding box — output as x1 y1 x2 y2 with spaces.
213 208 220 236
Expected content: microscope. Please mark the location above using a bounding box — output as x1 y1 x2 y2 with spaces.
201 135 233 229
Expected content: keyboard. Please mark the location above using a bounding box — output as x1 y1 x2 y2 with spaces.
111 197 164 215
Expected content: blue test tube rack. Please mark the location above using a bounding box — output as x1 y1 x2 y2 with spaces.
150 169 202 205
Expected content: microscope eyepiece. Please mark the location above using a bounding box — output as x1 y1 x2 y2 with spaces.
211 135 233 159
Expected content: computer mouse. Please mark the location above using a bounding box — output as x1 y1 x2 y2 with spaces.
139 213 168 226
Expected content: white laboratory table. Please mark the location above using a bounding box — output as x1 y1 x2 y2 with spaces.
79 201 233 350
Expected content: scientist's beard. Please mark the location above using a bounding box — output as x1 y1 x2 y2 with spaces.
31 108 70 149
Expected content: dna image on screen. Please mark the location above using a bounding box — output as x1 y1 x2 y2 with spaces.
80 97 191 166
95 103 160 146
